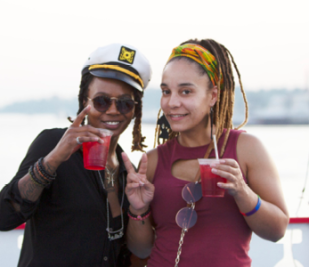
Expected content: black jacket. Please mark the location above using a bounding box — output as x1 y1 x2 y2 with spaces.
0 128 131 267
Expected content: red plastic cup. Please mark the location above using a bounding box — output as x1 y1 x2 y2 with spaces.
82 129 113 170
198 159 227 197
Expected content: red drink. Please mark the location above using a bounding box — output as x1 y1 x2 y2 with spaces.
198 159 227 197
82 130 112 170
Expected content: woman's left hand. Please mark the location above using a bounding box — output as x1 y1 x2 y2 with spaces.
211 159 248 197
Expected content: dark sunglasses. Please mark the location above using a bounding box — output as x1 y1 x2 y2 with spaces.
88 96 138 114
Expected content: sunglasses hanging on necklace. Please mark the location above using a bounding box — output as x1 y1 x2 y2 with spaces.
174 131 218 267
175 182 202 267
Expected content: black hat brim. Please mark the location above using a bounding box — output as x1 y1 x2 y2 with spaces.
89 69 143 92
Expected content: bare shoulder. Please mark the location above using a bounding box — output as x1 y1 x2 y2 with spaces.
146 148 159 183
237 132 270 166
238 132 264 149
237 132 279 191
237 131 278 183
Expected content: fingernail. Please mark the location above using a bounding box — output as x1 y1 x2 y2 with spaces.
211 168 217 173
139 181 145 186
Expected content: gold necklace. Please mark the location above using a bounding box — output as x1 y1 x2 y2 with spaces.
105 165 118 187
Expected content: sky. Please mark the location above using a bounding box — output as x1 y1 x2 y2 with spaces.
0 0 309 108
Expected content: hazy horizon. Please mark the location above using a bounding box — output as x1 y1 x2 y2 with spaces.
1 88 308 125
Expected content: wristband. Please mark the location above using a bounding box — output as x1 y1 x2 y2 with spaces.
36 162 51 183
240 195 261 216
29 165 47 188
128 207 151 224
38 157 56 180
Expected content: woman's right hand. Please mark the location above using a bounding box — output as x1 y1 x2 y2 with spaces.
122 152 155 212
48 105 105 164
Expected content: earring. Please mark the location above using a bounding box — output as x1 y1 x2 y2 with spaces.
154 108 171 147
210 107 214 140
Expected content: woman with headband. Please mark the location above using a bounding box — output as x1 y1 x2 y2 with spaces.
122 39 289 266
0 43 151 267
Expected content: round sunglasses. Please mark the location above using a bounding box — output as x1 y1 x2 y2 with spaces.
175 182 202 266
176 182 202 229
88 96 138 114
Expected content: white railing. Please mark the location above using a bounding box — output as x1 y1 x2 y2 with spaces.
249 218 309 267
1 218 308 267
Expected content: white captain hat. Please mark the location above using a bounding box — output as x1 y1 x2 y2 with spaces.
82 43 152 92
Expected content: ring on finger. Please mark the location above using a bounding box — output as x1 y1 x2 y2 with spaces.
76 137 82 145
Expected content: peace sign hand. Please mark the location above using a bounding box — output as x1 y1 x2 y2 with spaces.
122 152 155 212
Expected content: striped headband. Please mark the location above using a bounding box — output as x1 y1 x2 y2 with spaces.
167 43 224 89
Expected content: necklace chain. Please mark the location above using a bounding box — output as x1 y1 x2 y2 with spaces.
98 170 124 241
175 228 187 267
105 165 117 187
174 201 195 266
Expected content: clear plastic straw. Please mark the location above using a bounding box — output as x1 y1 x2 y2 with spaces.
213 135 219 160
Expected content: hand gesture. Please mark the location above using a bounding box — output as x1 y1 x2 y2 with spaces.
122 152 155 212
50 105 105 163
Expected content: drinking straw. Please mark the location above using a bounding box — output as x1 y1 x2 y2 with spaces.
213 135 219 160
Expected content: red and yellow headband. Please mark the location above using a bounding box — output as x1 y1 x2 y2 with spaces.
167 43 224 89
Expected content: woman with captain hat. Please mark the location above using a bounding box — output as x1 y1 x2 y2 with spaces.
0 43 151 267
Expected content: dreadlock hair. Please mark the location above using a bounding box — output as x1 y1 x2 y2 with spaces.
131 89 147 152
77 72 94 124
76 72 147 152
156 39 249 158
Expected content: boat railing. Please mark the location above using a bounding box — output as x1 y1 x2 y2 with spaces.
0 218 308 267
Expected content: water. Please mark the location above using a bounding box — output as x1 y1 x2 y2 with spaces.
0 114 309 217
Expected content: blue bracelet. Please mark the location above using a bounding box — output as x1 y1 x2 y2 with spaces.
240 195 261 216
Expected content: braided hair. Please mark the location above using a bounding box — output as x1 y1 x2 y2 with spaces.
77 73 146 152
157 39 249 158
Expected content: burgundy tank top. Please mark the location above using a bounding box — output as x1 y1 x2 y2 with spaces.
148 129 252 267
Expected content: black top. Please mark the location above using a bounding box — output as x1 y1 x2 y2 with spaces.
0 128 131 267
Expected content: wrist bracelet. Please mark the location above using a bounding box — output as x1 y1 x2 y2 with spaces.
38 157 56 180
35 162 51 183
128 207 151 224
240 195 261 216
29 165 47 188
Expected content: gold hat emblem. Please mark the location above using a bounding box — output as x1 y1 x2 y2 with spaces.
119 47 135 64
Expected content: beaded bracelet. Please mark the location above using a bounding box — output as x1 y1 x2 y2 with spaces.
128 207 151 224
38 157 56 180
34 162 52 184
240 195 261 216
35 162 51 183
29 165 47 188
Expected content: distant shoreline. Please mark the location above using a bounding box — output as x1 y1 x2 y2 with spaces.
1 112 308 126
1 88 309 126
